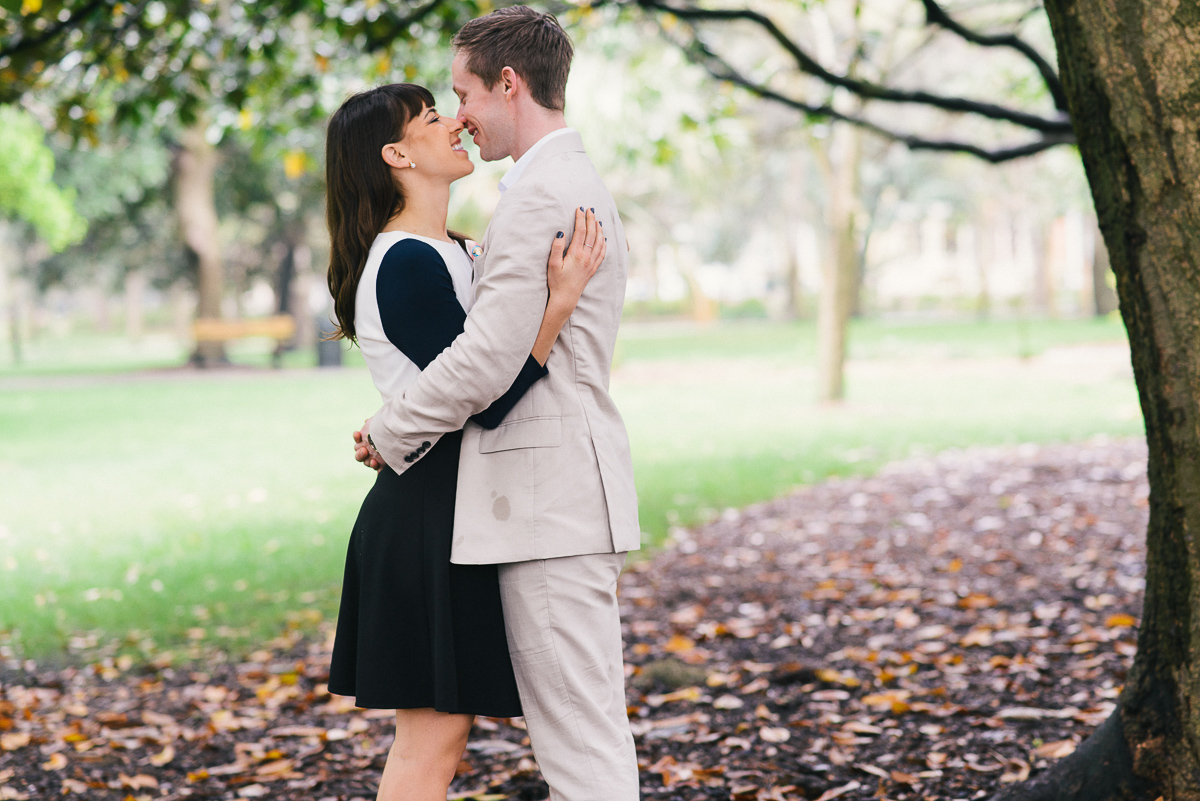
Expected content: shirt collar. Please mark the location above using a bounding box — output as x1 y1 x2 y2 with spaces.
498 128 576 194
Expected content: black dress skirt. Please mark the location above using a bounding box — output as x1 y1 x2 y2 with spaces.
327 429 523 716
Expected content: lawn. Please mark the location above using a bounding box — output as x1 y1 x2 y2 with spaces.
0 316 1140 662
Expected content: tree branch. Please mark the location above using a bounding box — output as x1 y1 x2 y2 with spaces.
688 37 1074 163
919 0 1068 111
0 0 108 60
620 0 1072 135
360 0 453 52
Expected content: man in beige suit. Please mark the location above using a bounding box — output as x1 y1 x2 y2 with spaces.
355 7 641 799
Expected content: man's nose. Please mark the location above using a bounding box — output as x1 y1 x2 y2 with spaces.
456 105 468 125
448 117 465 134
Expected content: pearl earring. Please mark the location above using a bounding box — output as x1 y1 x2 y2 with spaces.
409 162 417 169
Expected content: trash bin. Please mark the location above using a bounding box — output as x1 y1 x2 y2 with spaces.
316 316 343 367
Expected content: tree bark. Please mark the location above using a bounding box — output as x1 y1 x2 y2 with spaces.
173 123 226 367
1091 216 1120 316
992 1 1200 799
816 122 860 403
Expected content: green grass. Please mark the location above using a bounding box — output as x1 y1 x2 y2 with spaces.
0 316 1141 662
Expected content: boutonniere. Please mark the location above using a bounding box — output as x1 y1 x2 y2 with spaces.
470 245 484 260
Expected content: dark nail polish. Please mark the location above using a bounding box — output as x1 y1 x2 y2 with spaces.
590 207 595 212
599 220 603 226
580 206 585 212
556 231 564 238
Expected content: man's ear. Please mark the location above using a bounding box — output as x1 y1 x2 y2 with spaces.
499 66 519 100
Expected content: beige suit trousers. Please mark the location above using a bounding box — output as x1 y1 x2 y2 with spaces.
497 553 640 800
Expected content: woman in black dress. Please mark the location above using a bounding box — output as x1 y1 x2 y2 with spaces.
322 84 605 799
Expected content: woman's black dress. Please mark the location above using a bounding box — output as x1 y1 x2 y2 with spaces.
328 237 547 716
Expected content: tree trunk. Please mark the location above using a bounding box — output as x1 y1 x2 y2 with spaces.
1091 216 1120 317
993 2 1200 799
816 122 860 404
124 270 146 342
173 123 226 367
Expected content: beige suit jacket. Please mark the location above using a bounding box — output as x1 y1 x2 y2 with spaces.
370 131 640 564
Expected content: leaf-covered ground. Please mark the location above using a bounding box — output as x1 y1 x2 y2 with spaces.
0 438 1147 800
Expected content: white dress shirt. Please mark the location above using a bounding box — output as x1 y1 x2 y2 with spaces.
498 127 576 194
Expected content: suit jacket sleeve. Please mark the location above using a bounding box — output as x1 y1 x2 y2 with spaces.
369 183 571 471
374 239 549 432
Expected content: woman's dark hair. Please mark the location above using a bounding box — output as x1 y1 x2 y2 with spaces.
326 83 459 342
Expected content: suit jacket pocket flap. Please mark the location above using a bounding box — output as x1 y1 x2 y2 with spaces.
478 416 562 453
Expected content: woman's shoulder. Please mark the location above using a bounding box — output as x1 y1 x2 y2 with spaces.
377 235 448 272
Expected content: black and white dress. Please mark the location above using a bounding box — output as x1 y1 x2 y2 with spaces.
327 232 545 716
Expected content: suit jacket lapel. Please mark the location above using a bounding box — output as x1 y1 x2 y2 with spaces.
473 132 587 286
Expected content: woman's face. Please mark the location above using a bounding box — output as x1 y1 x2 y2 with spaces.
388 104 474 182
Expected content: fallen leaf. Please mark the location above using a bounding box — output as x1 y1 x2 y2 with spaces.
148 744 175 766
0 733 30 751
997 706 1079 720
645 686 703 707
739 677 771 694
41 753 67 771
816 669 861 688
256 758 295 776
862 690 912 711
891 770 919 785
1033 739 1077 759
1106 613 1137 628
1001 759 1031 783
958 592 997 609
759 726 790 742
815 781 862 801
713 694 744 709
857 764 889 779
119 774 158 790
662 634 695 653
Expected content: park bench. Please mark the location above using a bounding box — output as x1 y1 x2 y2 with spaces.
192 315 297 366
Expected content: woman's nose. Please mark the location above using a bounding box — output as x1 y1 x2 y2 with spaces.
448 117 465 133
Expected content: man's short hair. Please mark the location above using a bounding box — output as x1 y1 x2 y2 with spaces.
453 6 573 111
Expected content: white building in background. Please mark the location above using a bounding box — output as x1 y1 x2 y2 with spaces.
626 206 1104 319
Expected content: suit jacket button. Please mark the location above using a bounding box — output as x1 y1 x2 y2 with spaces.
404 456 413 463
422 441 431 449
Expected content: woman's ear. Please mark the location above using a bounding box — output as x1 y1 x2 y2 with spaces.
381 143 409 170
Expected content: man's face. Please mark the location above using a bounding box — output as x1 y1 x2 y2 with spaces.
452 52 516 162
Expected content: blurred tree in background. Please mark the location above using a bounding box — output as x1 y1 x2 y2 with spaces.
1 0 489 364
0 103 85 362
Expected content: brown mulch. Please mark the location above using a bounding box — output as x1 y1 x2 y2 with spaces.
0 438 1147 800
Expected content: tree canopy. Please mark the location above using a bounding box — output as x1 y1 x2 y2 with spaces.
0 104 85 251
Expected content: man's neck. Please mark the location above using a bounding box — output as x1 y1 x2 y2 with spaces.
510 112 568 162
